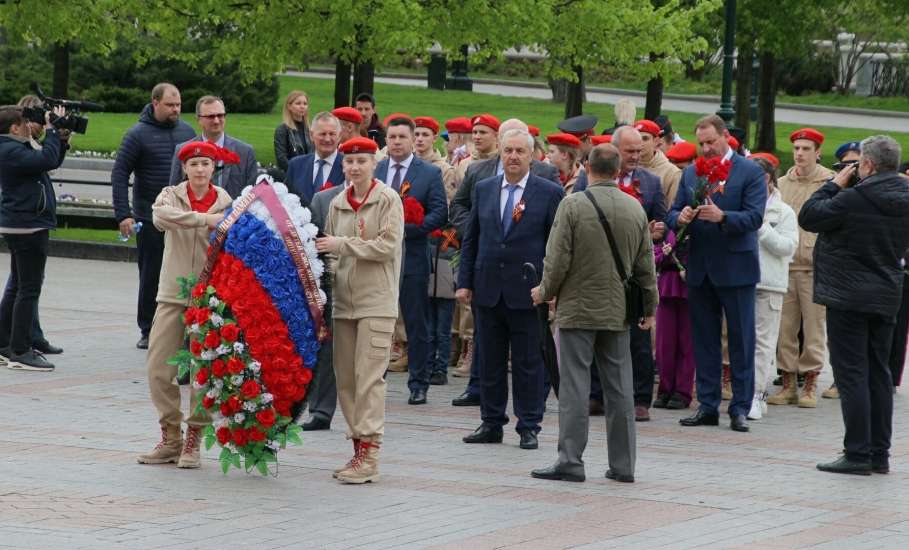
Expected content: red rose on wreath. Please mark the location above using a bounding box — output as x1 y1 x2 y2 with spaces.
195 367 210 386
231 427 248 447
241 380 261 399
255 407 276 428
219 402 231 416
248 426 267 442
216 427 231 445
220 324 240 342
183 308 196 326
227 395 242 414
202 394 215 409
191 282 206 299
189 339 202 356
211 358 226 377
403 196 425 226
203 329 220 349
227 357 245 375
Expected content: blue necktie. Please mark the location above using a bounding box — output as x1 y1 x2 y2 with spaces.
501 184 519 234
391 163 403 192
313 159 327 190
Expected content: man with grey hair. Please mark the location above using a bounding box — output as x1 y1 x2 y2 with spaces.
285 112 344 204
800 134 909 476
457 128 564 449
530 144 657 483
169 95 258 198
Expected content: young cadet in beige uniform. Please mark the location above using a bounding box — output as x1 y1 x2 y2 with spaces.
414 116 456 201
137 141 235 469
636 119 682 211
546 132 584 194
317 136 404 484
768 128 834 408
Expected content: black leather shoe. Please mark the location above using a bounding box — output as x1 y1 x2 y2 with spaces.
452 391 481 407
679 410 719 427
605 469 635 483
730 414 750 432
301 416 330 431
33 339 63 354
463 424 503 444
430 372 448 385
589 398 605 416
872 456 890 474
652 394 670 409
136 336 149 350
817 455 872 475
518 430 538 450
408 389 427 405
665 395 689 410
531 465 584 482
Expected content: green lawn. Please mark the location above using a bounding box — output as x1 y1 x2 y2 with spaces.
51 227 128 244
71 74 909 171
777 93 909 113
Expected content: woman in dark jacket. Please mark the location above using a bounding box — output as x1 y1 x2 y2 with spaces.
273 90 313 178
0 105 66 372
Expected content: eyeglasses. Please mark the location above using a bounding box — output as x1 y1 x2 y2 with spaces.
198 113 226 120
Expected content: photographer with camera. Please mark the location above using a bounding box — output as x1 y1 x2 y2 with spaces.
0 104 67 372
800 135 909 476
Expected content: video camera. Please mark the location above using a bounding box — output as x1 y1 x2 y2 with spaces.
833 159 860 187
20 83 104 135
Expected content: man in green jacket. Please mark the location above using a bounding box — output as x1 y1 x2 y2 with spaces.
530 143 658 483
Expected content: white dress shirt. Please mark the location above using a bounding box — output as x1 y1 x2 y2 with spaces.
384 153 414 185
500 171 530 219
313 150 338 186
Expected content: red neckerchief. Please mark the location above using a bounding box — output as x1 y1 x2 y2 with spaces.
346 179 378 212
189 184 217 213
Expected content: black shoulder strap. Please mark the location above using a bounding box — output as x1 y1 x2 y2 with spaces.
583 190 629 282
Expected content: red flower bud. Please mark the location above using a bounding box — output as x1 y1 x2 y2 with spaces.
231 427 248 447
191 282 206 299
216 426 231 445
220 324 240 342
203 329 220 349
227 395 242 414
255 407 276 428
227 357 245 375
241 380 261 399
202 395 215 409
211 359 226 377
189 339 203 356
195 367 210 386
248 426 266 442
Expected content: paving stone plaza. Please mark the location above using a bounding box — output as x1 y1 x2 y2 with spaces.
2 255 909 549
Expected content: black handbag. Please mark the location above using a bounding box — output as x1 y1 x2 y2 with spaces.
583 190 645 326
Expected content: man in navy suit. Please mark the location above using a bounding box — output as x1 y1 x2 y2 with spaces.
376 116 448 405
667 115 767 433
457 128 564 450
284 112 345 203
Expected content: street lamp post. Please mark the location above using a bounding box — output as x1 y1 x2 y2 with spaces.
716 0 737 124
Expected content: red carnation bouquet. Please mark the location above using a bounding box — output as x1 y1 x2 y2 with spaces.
619 179 643 203
399 181 425 226
673 156 732 245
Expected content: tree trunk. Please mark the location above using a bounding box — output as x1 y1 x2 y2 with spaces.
734 41 754 147
549 77 568 103
564 65 584 118
755 51 777 152
352 61 375 99
52 41 70 98
644 76 663 120
334 57 352 107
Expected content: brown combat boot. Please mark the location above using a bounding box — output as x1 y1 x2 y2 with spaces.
449 336 462 368
452 339 473 377
177 425 203 468
721 365 732 400
137 425 183 464
767 372 799 405
387 343 408 372
822 382 839 399
337 438 380 484
332 438 360 478
799 371 819 408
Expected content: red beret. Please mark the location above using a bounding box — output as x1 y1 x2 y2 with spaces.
727 136 740 150
332 106 363 125
633 119 661 137
413 116 440 135
382 112 413 128
444 117 472 134
546 133 581 149
749 152 780 169
178 141 240 164
666 141 697 163
528 125 540 137
471 113 500 131
591 135 613 146
790 127 825 146
338 137 378 155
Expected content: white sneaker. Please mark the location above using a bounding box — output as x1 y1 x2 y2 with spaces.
747 396 764 420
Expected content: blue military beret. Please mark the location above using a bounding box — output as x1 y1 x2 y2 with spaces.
835 141 861 160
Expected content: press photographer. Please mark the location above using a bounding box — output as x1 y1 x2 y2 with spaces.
0 104 67 372
799 135 909 476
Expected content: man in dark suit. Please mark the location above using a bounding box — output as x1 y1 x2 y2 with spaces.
457 128 564 450
375 116 448 405
284 112 345 203
667 115 767 433
590 125 666 422
448 118 560 407
168 96 258 198
299 181 348 431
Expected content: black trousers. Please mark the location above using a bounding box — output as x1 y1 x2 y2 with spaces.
136 220 164 338
827 308 895 462
0 231 49 354
591 325 653 407
888 273 909 387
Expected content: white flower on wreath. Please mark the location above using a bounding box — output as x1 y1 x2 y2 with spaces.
206 388 219 399
210 313 224 327
213 379 224 390
249 360 261 373
209 296 220 308
189 323 201 334
231 374 244 386
261 392 273 404
233 413 246 423
243 401 257 412
200 350 218 361
233 342 246 354
216 344 231 356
